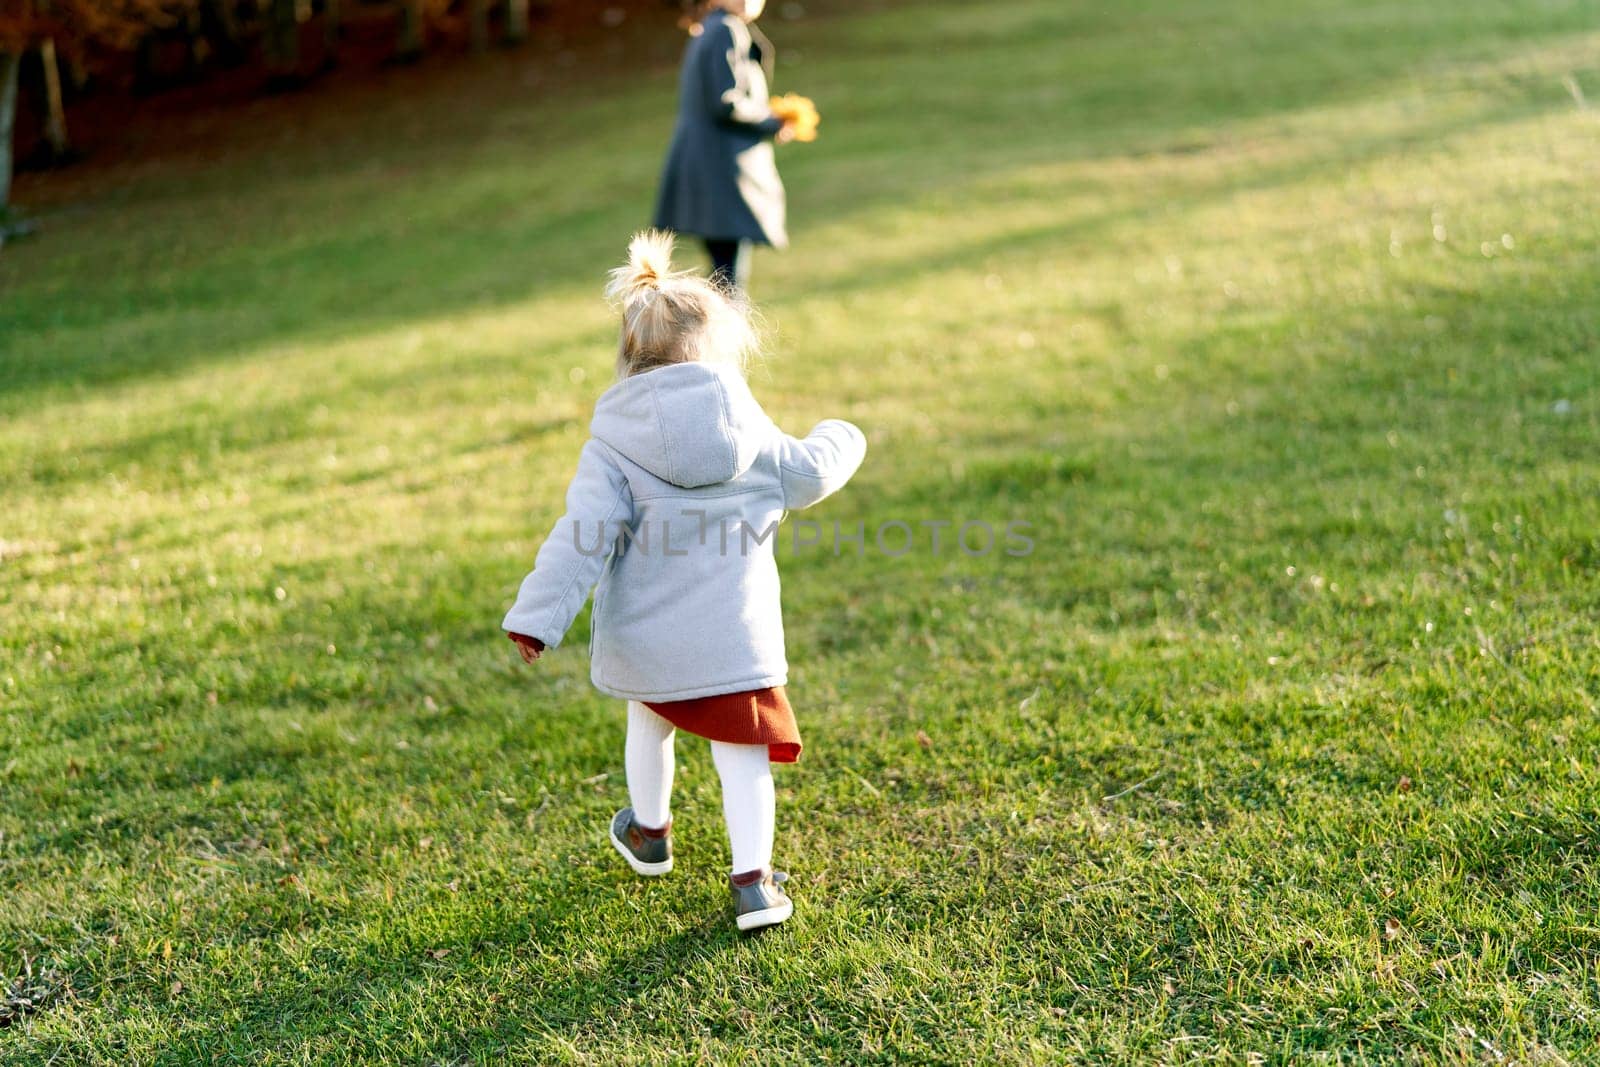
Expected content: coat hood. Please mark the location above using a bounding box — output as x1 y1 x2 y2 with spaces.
590 362 771 488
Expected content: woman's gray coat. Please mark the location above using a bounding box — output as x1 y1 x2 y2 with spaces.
653 10 788 248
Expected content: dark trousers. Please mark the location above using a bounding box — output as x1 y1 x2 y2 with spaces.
704 238 752 291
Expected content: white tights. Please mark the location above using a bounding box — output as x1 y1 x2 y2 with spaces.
624 700 774 874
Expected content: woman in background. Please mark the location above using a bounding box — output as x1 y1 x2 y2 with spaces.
654 0 795 290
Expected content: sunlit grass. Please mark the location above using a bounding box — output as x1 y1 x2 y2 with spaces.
3 0 1600 1061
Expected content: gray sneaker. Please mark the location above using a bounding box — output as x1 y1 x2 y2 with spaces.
609 808 673 876
731 869 792 931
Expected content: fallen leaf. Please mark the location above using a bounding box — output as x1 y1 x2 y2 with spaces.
1384 917 1402 940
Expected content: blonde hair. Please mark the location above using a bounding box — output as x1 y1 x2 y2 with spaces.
605 230 759 379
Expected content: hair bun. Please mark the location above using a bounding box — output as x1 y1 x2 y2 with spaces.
606 229 677 305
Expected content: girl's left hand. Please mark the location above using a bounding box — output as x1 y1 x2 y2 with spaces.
508 632 544 663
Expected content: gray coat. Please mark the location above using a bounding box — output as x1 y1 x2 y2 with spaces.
653 11 788 248
502 362 866 701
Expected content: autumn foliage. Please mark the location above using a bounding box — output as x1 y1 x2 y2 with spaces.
0 0 195 54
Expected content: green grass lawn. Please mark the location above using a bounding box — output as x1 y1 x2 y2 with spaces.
4 0 1600 1060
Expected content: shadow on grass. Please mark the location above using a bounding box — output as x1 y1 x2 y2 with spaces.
133 867 746 1061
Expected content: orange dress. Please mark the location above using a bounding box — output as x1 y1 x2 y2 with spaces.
647 687 801 763
509 633 801 762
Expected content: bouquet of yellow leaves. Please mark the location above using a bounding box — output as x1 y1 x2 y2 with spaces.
769 93 821 142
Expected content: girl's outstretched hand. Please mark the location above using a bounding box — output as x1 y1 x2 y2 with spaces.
508 632 545 664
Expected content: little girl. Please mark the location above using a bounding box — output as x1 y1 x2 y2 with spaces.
503 231 865 931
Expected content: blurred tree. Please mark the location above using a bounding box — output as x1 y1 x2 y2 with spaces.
503 0 526 44
394 0 421 61
262 0 301 87
394 0 451 63
0 0 195 213
320 0 338 68
0 48 17 215
0 0 571 221
38 34 66 155
200 0 245 65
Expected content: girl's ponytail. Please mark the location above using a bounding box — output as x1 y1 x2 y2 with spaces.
606 230 760 379
605 229 678 308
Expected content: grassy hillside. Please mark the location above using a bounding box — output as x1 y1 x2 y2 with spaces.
3 0 1599 1060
